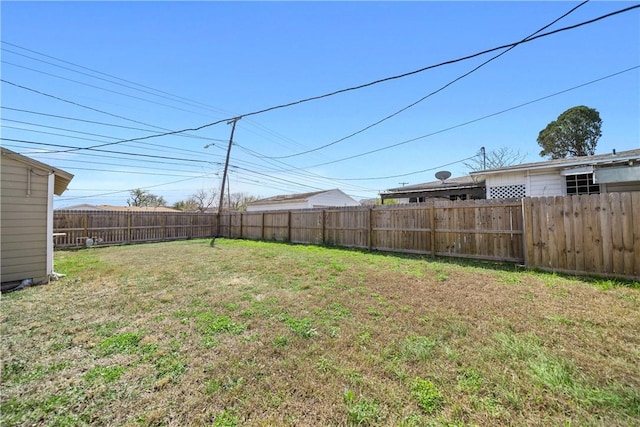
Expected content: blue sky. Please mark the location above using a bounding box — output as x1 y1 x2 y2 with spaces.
2 1 638 207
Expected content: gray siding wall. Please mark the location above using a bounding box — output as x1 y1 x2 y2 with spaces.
1 156 50 283
528 171 564 197
603 181 640 193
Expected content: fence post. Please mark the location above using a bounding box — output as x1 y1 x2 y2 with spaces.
430 206 436 257
261 212 265 240
321 210 326 245
83 213 88 239
287 211 292 242
522 197 532 269
127 212 132 243
368 208 373 251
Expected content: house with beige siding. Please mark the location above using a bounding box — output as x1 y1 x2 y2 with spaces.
470 149 640 199
1 147 73 288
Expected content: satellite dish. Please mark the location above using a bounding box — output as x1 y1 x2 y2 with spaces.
435 170 451 183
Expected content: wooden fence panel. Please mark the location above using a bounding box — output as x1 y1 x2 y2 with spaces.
621 192 635 277
371 206 432 254
55 194 638 279
228 212 242 238
263 212 290 241
633 192 640 278
290 211 323 244
324 208 369 249
524 193 639 280
54 210 216 247
242 212 264 240
432 202 523 262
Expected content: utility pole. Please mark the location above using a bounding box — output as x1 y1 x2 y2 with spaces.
217 117 240 236
399 182 409 187
481 146 486 170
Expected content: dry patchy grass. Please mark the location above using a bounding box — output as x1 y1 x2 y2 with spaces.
1 238 639 426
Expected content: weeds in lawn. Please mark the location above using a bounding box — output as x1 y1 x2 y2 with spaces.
280 314 318 338
212 409 239 427
412 377 442 414
456 367 483 392
343 389 383 425
82 365 126 384
1 238 638 426
96 331 141 356
400 335 437 362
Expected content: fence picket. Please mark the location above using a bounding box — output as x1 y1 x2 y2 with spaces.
53 193 639 280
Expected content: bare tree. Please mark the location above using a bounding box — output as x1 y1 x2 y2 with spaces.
464 147 527 172
172 199 199 211
228 192 260 211
192 189 218 212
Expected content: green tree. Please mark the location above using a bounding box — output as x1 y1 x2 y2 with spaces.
127 189 167 207
537 106 602 159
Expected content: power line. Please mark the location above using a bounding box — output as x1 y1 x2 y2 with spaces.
1 42 233 116
57 172 219 201
5 4 636 153
1 79 176 130
266 0 591 159
1 106 227 142
301 65 640 169
15 65 635 195
0 138 217 164
2 59 220 119
1 117 225 157
1 44 311 153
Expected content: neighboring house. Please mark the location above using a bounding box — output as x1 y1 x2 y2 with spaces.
246 189 360 212
470 148 640 199
381 176 486 204
1 147 74 287
58 204 180 212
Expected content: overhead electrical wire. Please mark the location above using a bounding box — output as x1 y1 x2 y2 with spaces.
57 172 220 202
3 4 636 154
1 44 311 153
6 65 636 198
1 42 234 116
1 117 227 158
2 59 221 119
4 4 638 204
0 138 217 164
1 106 228 142
300 65 640 169
265 0 590 159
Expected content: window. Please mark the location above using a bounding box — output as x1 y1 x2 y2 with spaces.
566 173 599 195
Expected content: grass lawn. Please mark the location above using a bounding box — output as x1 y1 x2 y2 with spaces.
1 238 639 426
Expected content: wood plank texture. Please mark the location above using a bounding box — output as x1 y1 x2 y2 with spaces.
54 193 639 279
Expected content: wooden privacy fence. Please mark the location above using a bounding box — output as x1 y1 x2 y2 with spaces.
523 192 640 280
53 192 640 280
53 210 216 247
218 199 524 262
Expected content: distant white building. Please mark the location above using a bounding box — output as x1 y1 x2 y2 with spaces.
246 189 360 212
